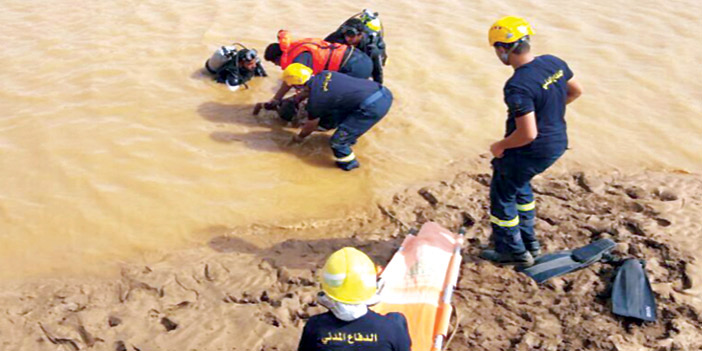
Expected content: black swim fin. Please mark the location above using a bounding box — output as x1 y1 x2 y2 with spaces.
611 259 657 322
518 239 616 284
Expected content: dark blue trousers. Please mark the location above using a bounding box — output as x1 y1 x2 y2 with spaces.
330 87 392 170
490 151 563 254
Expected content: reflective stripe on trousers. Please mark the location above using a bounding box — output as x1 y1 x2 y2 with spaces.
334 152 356 163
516 201 535 211
489 151 563 254
490 215 519 228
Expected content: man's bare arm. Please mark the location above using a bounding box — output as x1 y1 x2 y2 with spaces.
566 77 583 105
490 112 537 157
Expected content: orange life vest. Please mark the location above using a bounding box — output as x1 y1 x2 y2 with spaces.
277 30 349 74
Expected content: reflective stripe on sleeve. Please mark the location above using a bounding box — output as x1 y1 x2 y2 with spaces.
490 215 519 228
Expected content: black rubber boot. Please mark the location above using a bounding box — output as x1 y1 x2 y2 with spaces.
479 249 534 267
336 159 360 171
524 241 542 258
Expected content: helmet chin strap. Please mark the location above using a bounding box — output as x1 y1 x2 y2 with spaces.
500 37 529 65
318 293 368 321
499 51 510 65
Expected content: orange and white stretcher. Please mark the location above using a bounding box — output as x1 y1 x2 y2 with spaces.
371 222 464 351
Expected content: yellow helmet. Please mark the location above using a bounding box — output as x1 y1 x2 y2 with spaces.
282 63 313 86
321 247 377 304
488 16 535 46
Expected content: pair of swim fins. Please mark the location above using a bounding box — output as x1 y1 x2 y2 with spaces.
611 258 657 322
518 238 616 284
518 239 656 322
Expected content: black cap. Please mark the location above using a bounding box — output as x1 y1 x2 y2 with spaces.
341 26 360 37
341 18 365 35
264 43 282 62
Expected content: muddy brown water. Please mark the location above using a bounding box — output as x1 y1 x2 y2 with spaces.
0 0 700 281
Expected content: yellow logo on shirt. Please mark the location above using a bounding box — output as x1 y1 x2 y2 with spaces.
542 70 564 90
322 72 332 92
321 332 379 345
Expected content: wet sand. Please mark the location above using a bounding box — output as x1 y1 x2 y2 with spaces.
2 158 700 351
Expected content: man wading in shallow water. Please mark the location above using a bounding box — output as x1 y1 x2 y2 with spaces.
479 16 584 266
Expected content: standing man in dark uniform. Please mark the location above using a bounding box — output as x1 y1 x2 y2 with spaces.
325 18 387 84
282 63 393 171
298 247 411 351
479 16 584 266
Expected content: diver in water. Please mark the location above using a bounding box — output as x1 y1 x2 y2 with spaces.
204 44 267 91
325 10 387 83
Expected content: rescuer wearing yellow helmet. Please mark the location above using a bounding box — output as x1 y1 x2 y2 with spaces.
283 63 394 171
282 62 314 87
258 30 373 114
480 16 584 266
297 247 411 351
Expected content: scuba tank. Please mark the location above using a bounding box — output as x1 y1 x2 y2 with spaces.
359 9 383 37
205 45 238 74
352 9 387 66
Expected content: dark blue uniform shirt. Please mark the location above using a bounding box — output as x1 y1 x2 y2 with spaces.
293 52 314 69
297 311 411 351
503 54 573 157
306 71 382 130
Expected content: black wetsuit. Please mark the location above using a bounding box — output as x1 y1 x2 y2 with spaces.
212 51 267 87
325 29 386 83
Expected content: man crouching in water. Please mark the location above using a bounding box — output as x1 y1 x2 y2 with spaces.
298 247 411 351
283 63 393 171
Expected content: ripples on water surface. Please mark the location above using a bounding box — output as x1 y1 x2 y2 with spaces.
0 0 700 279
